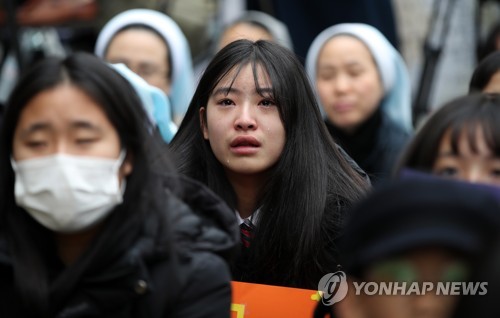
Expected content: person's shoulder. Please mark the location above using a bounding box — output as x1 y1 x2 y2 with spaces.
378 115 413 148
142 173 235 316
162 249 232 318
335 144 371 184
154 172 239 262
186 250 231 285
145 238 232 317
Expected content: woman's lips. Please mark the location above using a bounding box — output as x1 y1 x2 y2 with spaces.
230 136 261 155
332 103 354 113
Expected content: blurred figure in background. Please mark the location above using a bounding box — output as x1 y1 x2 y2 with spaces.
451 232 500 318
306 23 412 183
469 51 500 93
395 94 500 186
194 9 293 81
110 62 177 143
315 176 500 318
95 8 194 126
217 10 293 51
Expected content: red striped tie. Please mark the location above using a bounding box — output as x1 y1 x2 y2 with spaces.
240 219 255 248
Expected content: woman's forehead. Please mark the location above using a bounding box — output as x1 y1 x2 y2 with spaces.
217 63 271 87
441 123 497 154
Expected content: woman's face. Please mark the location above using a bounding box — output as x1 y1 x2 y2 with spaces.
105 28 171 95
316 35 384 133
432 128 500 185
352 247 464 318
12 84 132 180
200 63 286 177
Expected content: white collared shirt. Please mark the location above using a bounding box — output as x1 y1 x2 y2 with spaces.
235 208 261 226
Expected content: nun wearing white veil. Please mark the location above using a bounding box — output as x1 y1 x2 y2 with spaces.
95 9 194 128
305 23 413 183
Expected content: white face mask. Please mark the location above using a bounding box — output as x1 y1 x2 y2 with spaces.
11 151 127 233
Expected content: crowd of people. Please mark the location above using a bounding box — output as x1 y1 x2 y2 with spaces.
1 4 500 318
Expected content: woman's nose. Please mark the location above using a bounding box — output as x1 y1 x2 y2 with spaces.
234 105 257 131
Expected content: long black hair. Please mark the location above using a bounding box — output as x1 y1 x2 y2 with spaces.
170 39 369 288
395 93 500 176
0 52 175 315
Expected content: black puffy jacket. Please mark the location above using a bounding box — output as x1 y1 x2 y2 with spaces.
0 174 239 318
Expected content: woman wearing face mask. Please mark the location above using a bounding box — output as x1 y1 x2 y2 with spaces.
0 52 238 317
305 23 413 183
395 93 500 186
170 39 370 289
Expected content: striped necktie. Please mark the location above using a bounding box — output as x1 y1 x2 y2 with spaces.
240 219 255 248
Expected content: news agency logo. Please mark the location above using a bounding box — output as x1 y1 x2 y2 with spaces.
318 271 349 306
351 281 488 296
318 271 488 305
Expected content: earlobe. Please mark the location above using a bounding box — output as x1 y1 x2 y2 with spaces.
121 154 134 177
199 107 209 140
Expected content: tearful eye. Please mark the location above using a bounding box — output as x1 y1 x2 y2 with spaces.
218 99 234 106
259 99 276 107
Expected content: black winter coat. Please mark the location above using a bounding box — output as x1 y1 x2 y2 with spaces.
0 174 239 317
326 111 411 184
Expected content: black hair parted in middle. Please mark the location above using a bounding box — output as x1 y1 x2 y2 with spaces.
170 39 369 288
